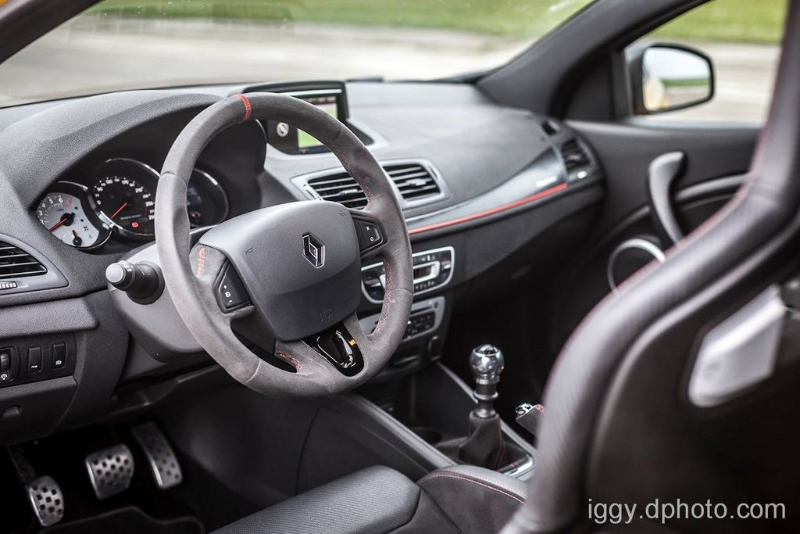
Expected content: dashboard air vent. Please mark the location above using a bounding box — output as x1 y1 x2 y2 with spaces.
560 139 591 172
0 240 47 279
305 171 369 209
384 163 441 202
300 160 446 210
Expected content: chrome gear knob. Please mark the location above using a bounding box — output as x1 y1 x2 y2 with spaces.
470 344 505 385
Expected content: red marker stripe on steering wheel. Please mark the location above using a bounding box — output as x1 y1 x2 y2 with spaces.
237 94 252 121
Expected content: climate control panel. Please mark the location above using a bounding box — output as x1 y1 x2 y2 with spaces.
361 247 454 303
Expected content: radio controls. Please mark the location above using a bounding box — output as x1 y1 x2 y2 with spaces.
361 247 454 303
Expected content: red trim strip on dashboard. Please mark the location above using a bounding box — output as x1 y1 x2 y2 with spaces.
408 182 568 236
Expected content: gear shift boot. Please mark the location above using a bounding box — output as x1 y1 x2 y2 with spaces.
435 344 528 471
458 413 506 468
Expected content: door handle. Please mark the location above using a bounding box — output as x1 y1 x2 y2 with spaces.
647 152 686 246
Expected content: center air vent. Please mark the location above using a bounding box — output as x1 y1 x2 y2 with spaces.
560 139 592 173
304 171 368 209
295 160 447 210
0 240 47 279
383 163 441 202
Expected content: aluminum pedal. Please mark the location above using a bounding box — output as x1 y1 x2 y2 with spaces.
85 444 135 500
25 476 65 527
131 422 183 489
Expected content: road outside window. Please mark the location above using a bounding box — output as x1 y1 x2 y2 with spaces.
0 0 594 107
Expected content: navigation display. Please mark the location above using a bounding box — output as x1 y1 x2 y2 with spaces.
297 95 339 149
263 86 348 155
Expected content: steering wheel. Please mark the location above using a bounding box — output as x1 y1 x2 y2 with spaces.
155 93 413 397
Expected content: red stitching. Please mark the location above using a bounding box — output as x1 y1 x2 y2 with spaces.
196 246 206 276
237 94 252 121
336 151 374 204
419 473 525 504
373 259 392 333
276 351 301 372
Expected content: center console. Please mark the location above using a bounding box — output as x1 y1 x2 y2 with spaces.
361 247 454 303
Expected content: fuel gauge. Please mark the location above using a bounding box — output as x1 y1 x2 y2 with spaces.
37 182 110 251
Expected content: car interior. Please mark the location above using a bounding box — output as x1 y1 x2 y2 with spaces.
1 0 800 532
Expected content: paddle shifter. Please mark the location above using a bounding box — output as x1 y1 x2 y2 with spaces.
458 345 507 468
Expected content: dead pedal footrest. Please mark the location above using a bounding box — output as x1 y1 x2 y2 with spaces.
131 422 183 489
85 444 135 500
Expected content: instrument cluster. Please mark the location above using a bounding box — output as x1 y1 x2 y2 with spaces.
36 158 229 251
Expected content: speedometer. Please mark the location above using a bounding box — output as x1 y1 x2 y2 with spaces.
92 159 158 239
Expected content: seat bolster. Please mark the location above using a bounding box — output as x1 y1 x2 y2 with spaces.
418 466 528 534
213 466 422 534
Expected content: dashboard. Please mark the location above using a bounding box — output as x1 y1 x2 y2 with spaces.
0 80 604 445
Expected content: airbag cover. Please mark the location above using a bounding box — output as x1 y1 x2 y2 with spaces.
199 200 361 340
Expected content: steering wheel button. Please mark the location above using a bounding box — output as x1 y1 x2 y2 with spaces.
216 265 250 312
356 220 383 251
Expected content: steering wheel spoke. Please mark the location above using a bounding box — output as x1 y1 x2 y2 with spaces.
189 244 254 319
350 209 387 259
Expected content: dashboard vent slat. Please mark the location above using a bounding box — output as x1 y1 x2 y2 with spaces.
560 139 591 172
0 240 47 279
383 163 441 202
301 161 443 209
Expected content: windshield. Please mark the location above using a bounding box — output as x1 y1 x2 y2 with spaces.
0 0 593 107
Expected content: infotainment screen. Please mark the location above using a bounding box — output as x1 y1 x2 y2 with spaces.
239 81 371 155
248 83 347 155
296 94 339 149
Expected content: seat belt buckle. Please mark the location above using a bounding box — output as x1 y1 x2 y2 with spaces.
515 403 545 441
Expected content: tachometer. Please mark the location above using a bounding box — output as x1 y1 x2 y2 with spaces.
36 182 110 250
92 159 158 239
187 169 230 228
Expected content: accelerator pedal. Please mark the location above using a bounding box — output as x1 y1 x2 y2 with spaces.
131 422 183 489
85 444 135 500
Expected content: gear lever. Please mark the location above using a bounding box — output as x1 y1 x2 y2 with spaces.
457 345 507 469
470 344 505 418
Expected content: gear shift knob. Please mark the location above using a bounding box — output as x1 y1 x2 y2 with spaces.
469 345 504 418
470 344 505 385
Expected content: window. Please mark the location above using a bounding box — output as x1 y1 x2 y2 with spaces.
631 0 788 122
0 0 595 108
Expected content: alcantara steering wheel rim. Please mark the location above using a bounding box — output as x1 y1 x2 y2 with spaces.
155 93 413 397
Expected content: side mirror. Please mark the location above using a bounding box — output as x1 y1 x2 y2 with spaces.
628 43 715 115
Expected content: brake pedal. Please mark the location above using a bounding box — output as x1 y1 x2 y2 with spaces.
85 444 135 500
132 422 183 489
25 476 65 527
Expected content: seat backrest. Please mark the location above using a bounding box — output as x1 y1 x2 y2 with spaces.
503 1 800 532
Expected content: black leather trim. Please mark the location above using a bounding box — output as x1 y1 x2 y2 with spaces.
419 466 527 534
212 466 424 534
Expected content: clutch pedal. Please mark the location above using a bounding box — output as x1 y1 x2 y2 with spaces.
131 422 183 489
85 444 135 500
25 476 65 527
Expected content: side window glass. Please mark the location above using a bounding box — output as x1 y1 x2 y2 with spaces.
630 0 788 122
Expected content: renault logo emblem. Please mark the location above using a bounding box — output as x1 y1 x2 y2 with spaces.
303 233 325 268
